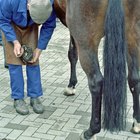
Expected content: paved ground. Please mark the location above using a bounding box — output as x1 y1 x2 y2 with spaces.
0 22 140 140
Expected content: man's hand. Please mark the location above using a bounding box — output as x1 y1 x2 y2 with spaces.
28 48 42 63
13 40 24 57
33 48 42 62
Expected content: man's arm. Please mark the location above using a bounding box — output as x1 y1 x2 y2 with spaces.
0 1 23 57
37 9 56 50
0 1 17 42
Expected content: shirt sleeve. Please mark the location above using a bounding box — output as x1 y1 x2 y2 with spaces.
0 1 17 42
37 9 56 50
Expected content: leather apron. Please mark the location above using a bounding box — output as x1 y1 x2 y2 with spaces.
2 23 39 65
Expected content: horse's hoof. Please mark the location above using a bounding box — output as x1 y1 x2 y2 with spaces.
80 130 97 140
131 119 140 134
63 87 76 96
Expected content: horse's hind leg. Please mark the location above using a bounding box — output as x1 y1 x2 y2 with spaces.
127 41 140 134
76 37 103 140
64 35 78 96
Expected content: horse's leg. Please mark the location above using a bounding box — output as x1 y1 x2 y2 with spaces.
64 35 78 96
75 38 103 140
66 0 107 138
127 43 140 134
54 0 78 95
80 45 103 140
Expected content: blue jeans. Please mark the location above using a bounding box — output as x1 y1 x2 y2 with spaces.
8 64 43 99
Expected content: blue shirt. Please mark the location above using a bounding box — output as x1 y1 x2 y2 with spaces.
0 0 56 50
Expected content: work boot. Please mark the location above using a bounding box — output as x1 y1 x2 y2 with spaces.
14 99 29 115
30 97 44 114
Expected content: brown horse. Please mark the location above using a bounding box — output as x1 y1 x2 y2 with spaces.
54 0 140 140
54 0 78 96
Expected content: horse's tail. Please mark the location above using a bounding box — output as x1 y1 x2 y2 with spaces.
103 0 127 131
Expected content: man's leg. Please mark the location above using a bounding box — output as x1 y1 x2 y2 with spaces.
8 64 29 115
26 65 44 114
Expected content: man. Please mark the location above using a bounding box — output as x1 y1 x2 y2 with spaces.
0 0 56 115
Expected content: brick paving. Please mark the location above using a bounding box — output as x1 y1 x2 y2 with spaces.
0 22 140 140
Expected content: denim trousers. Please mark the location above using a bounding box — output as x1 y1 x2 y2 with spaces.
8 64 43 99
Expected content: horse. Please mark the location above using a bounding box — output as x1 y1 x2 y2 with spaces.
54 0 140 139
54 0 78 96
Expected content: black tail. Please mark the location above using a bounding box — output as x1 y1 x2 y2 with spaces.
103 0 127 131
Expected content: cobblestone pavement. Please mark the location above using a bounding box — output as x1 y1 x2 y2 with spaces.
0 22 140 140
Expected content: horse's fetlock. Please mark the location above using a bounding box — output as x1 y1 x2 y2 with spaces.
69 78 77 86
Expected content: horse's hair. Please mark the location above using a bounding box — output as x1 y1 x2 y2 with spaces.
103 0 127 131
